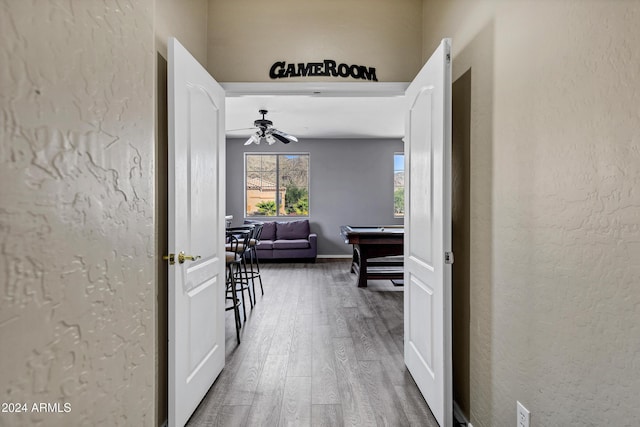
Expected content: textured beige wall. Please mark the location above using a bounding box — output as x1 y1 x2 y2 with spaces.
424 0 640 426
0 1 156 426
156 0 209 64
206 0 423 82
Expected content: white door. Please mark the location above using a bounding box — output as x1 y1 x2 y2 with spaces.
404 38 452 427
168 37 226 427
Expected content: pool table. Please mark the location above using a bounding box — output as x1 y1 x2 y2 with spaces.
340 225 404 287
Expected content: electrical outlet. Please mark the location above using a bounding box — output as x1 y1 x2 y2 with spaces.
517 401 530 427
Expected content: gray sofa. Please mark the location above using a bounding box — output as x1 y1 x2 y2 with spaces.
247 219 317 261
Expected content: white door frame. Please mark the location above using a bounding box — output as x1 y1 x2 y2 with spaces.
221 81 408 97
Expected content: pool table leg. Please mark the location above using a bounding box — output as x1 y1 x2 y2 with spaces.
350 246 359 274
357 255 368 287
354 244 369 287
349 245 369 287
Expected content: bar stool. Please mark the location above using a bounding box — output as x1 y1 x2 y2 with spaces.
246 223 264 297
225 233 242 343
225 228 253 319
229 224 263 302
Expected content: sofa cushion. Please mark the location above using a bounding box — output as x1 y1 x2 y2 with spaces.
256 240 273 250
259 221 276 241
272 239 310 250
276 220 310 240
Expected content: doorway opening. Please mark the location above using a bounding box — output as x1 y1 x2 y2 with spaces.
451 68 471 424
157 78 460 426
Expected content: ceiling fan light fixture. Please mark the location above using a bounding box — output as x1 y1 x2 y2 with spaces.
266 134 276 145
244 133 260 145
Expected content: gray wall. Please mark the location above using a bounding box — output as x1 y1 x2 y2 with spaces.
226 138 404 255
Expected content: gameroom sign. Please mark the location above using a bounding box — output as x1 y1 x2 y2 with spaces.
269 60 378 81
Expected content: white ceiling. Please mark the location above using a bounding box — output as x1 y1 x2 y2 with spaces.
223 82 409 140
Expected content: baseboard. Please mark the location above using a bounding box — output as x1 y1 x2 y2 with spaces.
453 400 470 426
317 254 352 259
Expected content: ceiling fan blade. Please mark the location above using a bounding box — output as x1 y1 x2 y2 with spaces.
271 132 291 144
228 127 258 132
271 128 298 143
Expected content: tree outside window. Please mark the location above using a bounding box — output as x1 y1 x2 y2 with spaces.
245 154 309 217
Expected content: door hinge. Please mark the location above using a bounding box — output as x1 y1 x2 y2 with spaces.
445 251 454 264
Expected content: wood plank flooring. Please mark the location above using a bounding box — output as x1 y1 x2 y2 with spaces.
186 259 439 427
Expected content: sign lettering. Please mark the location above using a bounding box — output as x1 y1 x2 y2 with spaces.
269 60 378 81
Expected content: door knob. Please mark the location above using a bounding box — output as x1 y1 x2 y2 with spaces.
178 251 201 264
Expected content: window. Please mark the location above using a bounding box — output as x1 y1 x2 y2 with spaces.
394 153 404 217
245 153 309 217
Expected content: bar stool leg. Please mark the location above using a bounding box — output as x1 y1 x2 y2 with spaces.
226 263 241 343
252 246 264 296
237 274 247 322
242 252 256 307
249 247 263 297
232 258 249 321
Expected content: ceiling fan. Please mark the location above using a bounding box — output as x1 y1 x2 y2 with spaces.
231 110 299 146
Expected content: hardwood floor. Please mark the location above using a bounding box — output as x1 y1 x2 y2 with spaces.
186 259 439 427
